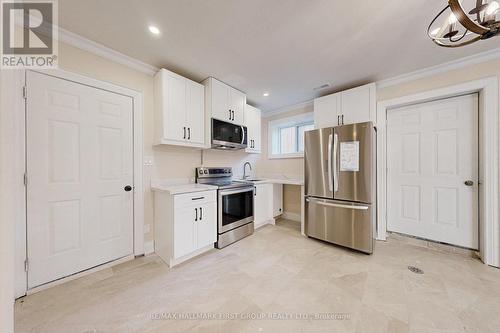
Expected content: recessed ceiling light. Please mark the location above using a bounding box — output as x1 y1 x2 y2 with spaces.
148 25 160 35
263 92 270 97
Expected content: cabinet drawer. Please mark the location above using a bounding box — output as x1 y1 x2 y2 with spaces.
174 190 216 207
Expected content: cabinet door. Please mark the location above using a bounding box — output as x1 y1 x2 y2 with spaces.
186 81 205 145
211 78 231 122
314 93 341 129
230 89 246 125
254 184 271 226
164 73 187 141
173 206 196 258
341 84 373 125
196 202 216 249
245 105 261 153
252 107 261 152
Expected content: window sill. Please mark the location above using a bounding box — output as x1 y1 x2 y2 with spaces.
268 153 304 160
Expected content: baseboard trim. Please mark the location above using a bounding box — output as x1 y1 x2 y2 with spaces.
144 240 155 255
281 212 301 222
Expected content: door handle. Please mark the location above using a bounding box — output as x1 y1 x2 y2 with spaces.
124 185 132 192
464 180 474 186
327 134 333 192
333 133 339 192
183 127 186 139
306 198 368 210
195 208 198 221
199 207 203 220
187 127 191 140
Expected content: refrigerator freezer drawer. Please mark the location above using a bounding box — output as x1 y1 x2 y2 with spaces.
305 197 373 254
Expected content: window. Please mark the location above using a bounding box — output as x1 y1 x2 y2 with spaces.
268 112 314 159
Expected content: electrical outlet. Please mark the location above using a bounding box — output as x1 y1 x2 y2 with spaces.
144 156 154 166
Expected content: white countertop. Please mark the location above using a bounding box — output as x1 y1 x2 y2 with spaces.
151 180 217 195
237 176 304 186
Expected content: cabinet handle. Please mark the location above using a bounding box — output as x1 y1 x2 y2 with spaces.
195 207 198 221
199 207 203 220
183 127 186 139
191 197 205 201
341 114 344 125
187 127 191 140
254 186 257 196
229 110 232 120
337 115 340 126
232 110 235 121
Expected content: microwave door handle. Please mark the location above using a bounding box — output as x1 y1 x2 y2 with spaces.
333 133 339 192
241 126 245 145
328 134 333 192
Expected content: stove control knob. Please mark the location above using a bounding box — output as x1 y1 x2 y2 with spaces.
199 170 203 175
204 170 208 174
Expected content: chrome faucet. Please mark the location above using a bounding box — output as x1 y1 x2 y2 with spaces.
243 162 252 179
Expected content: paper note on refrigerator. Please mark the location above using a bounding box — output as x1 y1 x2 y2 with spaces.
340 141 359 172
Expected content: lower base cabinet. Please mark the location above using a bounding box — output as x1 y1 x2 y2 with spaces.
154 190 217 267
254 183 275 228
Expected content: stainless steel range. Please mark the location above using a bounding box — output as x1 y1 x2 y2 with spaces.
196 167 254 248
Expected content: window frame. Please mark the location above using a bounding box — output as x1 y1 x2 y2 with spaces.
268 112 314 159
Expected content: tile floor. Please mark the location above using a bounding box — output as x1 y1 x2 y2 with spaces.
15 219 500 333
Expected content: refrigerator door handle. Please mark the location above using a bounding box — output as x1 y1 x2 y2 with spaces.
306 197 368 210
333 133 339 192
327 134 333 192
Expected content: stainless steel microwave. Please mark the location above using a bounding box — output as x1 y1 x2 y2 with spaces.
211 118 247 150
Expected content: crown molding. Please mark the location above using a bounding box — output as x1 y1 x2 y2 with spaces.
262 100 313 118
377 47 500 88
58 27 159 76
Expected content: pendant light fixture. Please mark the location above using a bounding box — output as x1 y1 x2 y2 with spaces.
428 0 500 47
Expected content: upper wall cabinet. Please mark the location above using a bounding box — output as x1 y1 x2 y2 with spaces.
154 69 205 148
203 77 246 125
314 83 376 129
245 104 262 154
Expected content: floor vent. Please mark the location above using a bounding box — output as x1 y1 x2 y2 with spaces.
408 266 424 274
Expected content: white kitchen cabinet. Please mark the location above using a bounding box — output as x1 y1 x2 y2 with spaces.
314 83 376 129
203 77 246 125
154 190 216 267
245 104 262 153
273 184 283 217
154 68 205 148
314 92 341 129
254 183 274 229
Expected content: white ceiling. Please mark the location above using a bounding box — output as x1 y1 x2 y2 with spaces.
58 0 500 112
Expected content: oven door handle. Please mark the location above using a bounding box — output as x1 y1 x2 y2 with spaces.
219 186 254 196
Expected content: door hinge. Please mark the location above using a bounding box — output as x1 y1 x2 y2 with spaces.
23 173 27 186
24 258 29 272
22 86 27 100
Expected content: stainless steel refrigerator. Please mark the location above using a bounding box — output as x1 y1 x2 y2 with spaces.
304 122 376 254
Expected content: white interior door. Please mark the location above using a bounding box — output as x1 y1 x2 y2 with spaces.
387 94 479 249
26 71 134 288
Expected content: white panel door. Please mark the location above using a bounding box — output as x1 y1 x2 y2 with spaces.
26 71 134 288
186 80 205 145
387 94 479 249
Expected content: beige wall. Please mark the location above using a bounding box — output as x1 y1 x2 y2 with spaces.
256 103 312 215
377 58 500 101
57 42 261 243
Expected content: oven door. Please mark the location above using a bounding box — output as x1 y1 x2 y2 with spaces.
218 187 254 233
212 118 247 149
